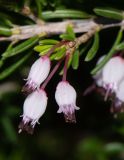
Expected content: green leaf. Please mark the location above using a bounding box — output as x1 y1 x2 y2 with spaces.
34 45 53 52
2 36 39 58
6 42 14 51
1 18 13 27
72 50 79 69
60 25 75 41
39 39 59 45
85 32 99 61
60 34 74 41
39 48 53 56
0 12 13 27
0 27 12 36
115 41 124 50
0 42 17 68
91 29 123 75
94 8 124 20
35 0 42 19
66 25 75 40
42 9 92 20
0 52 31 80
50 47 66 60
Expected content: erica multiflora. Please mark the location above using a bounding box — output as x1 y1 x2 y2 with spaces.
19 40 79 134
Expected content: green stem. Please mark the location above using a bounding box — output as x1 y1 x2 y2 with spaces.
91 29 123 75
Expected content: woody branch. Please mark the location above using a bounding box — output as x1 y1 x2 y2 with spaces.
0 19 124 42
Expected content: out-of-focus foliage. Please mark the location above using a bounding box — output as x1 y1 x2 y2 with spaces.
94 7 124 20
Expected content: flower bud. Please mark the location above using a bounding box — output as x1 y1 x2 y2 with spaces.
18 89 47 134
22 56 50 93
55 81 79 123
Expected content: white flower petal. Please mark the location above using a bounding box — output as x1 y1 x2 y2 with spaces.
18 89 48 134
55 81 76 106
29 56 50 85
23 90 47 120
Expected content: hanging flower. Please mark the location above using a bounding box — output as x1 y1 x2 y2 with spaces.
18 89 47 134
22 56 50 93
102 56 124 93
55 81 79 123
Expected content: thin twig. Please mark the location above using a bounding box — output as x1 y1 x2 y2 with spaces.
101 22 123 29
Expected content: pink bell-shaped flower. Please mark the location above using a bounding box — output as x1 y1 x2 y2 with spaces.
18 89 47 134
55 81 79 123
22 56 50 93
102 56 124 93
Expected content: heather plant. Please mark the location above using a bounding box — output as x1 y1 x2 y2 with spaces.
0 0 124 159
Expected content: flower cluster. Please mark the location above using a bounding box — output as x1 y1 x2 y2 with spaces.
93 56 124 115
19 51 79 134
19 46 124 134
18 37 124 134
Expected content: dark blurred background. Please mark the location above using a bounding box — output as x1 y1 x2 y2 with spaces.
0 0 124 160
